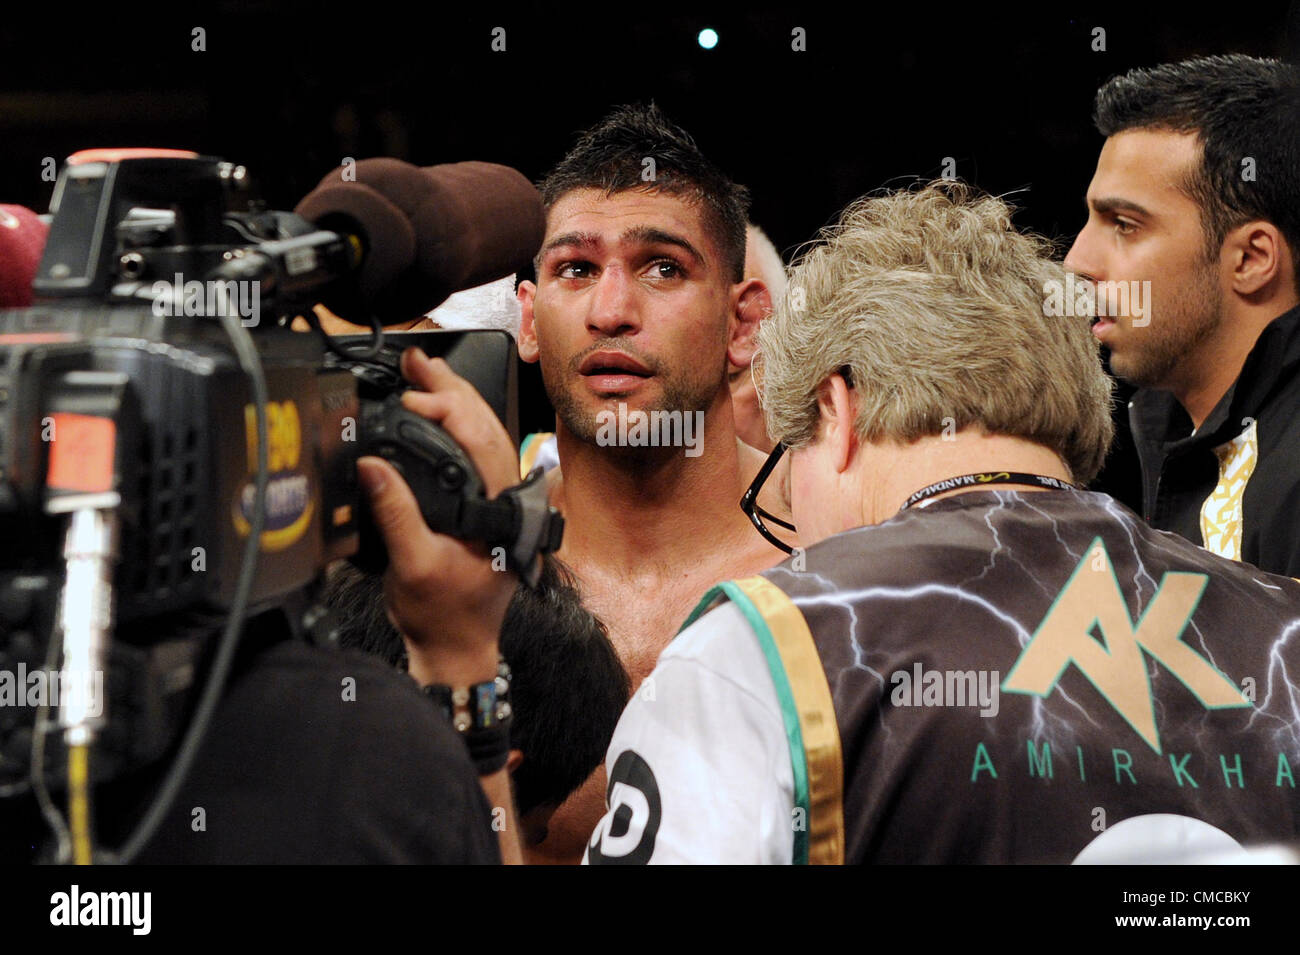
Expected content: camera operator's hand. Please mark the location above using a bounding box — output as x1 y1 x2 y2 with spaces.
356 348 519 688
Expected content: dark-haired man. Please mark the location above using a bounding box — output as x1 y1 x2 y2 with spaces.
515 103 792 862
1065 54 1300 573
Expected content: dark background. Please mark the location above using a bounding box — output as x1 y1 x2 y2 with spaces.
2 2 1298 507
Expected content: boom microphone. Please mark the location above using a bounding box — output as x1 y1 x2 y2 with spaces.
295 159 545 324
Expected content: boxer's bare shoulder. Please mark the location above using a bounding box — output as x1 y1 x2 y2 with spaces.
524 465 785 864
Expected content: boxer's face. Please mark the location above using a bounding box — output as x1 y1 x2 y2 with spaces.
518 187 741 446
1064 128 1224 391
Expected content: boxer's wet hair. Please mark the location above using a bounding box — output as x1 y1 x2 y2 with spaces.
324 557 628 820
537 102 751 282
1094 54 1299 275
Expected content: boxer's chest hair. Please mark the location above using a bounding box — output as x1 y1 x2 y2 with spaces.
568 536 781 686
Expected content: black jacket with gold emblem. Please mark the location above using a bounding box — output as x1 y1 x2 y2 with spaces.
1129 303 1300 575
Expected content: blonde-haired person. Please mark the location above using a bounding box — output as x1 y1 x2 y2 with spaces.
586 182 1300 865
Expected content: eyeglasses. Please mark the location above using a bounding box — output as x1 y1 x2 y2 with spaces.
740 443 797 554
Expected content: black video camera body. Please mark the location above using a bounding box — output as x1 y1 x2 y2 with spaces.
0 152 559 796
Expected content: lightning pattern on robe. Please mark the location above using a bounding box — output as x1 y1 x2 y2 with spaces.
764 488 1300 863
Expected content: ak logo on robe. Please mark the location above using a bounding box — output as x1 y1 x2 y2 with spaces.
1002 538 1250 753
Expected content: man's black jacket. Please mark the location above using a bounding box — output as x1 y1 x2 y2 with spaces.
1129 302 1300 577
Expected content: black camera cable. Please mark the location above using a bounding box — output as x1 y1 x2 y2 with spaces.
112 296 270 864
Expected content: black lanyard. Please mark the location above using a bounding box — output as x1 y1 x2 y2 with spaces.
900 472 1077 512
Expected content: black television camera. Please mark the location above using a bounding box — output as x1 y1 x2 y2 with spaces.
0 150 562 862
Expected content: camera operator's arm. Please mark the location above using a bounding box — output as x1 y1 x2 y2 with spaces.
357 348 523 865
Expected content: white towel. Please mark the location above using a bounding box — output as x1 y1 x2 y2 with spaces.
426 274 521 339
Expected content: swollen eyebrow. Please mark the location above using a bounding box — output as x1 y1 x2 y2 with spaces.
541 232 601 257
622 226 704 264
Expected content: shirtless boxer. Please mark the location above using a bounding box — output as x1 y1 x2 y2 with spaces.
515 103 794 862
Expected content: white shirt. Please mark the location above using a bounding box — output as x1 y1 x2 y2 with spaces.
584 601 794 865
